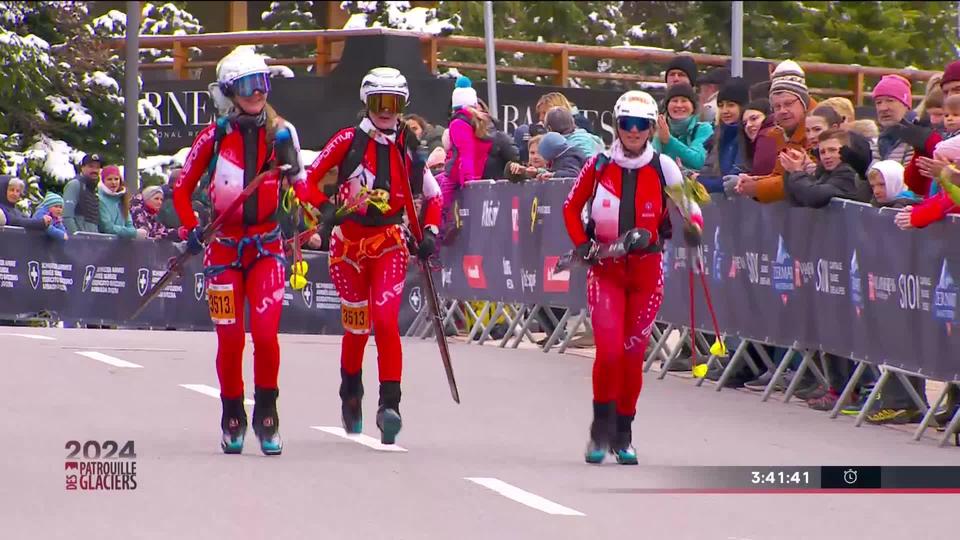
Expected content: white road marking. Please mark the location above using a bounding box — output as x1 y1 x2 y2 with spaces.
310 426 408 453
2 333 56 341
464 477 585 517
75 351 142 368
180 384 254 406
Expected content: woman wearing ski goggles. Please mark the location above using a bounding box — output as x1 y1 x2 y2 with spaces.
562 90 704 466
230 72 271 98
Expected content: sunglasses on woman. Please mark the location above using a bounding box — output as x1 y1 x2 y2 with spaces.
617 116 652 132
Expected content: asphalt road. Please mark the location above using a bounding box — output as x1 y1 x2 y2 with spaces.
1 328 956 540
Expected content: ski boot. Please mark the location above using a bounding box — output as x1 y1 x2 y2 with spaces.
585 401 616 464
340 368 364 434
252 387 283 456
611 414 638 465
220 396 247 455
376 382 403 445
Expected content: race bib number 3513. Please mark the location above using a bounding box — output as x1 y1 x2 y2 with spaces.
208 283 236 325
341 301 370 334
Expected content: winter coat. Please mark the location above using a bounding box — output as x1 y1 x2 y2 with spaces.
548 146 587 179
752 118 812 203
652 115 714 171
130 195 177 240
419 124 446 156
97 183 138 238
481 128 520 180
0 176 47 231
62 175 101 233
564 128 604 158
572 108 596 135
33 206 67 241
447 109 493 184
784 163 871 208
744 115 780 176
909 191 957 228
698 122 748 193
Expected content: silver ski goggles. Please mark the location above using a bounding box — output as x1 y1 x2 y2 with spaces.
231 72 271 98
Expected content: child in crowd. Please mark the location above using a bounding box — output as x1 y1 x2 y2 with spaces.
131 185 179 240
782 128 871 208
506 134 549 182
34 192 68 241
697 77 749 193
536 132 586 180
940 94 960 139
867 160 920 208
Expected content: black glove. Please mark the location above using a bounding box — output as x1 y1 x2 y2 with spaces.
318 201 342 229
574 240 598 265
683 223 702 248
417 228 437 260
889 121 933 152
185 226 204 255
622 229 653 254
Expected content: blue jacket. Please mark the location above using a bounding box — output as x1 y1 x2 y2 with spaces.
33 206 68 241
98 183 138 238
653 115 714 171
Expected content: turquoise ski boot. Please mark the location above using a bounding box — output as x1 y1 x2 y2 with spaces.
252 387 283 456
585 401 615 464
376 382 403 445
340 368 363 434
220 396 247 455
612 414 638 465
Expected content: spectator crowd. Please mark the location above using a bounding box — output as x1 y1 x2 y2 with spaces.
2 54 959 432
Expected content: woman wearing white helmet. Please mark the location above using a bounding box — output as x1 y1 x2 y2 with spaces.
174 46 307 457
293 67 443 445
562 90 704 465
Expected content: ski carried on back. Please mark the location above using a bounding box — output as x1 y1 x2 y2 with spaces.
554 228 653 273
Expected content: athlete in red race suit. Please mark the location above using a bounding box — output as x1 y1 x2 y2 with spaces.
563 90 704 465
293 67 442 445
174 48 306 456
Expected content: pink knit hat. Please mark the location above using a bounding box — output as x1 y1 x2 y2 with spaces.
872 75 912 108
100 165 122 180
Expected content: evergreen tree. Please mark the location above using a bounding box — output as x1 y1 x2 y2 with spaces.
258 1 321 72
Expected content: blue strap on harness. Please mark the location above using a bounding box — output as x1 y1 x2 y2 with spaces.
204 227 286 278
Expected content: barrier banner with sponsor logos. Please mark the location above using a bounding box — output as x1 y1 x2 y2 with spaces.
0 229 424 334
439 180 960 382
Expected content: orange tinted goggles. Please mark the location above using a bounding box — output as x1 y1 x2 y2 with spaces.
367 93 407 114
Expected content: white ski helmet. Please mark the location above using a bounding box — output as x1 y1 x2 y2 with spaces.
359 67 410 105
216 46 270 93
614 90 658 121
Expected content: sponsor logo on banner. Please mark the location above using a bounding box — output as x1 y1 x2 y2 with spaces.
520 268 537 293
454 200 464 230
503 258 514 290
28 260 40 290
711 227 723 282
511 196 519 244
462 256 488 289
934 259 957 335
408 286 423 313
850 251 863 317
194 273 205 301
661 247 671 279
772 235 794 305
481 199 500 228
302 281 314 308
897 273 931 312
529 197 552 232
0 259 19 289
82 265 96 292
543 257 570 293
441 267 452 287
137 268 150 297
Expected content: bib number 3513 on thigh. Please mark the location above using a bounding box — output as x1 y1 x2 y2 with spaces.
341 300 371 334
208 283 237 325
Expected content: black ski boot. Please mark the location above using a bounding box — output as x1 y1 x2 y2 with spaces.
252 387 282 456
376 382 402 445
585 401 615 464
220 396 248 455
340 368 364 434
611 414 638 465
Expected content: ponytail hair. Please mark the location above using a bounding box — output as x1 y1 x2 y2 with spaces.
468 106 493 139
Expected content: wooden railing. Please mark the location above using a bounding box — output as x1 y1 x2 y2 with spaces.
110 28 941 105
